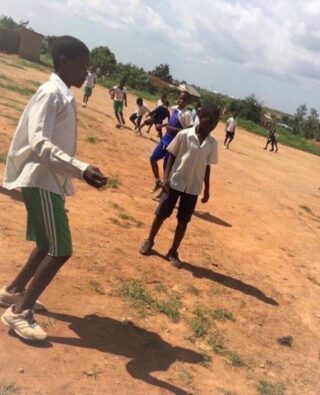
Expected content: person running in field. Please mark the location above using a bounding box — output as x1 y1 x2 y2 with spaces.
82 66 97 108
264 127 278 152
149 91 193 193
109 79 127 128
139 100 170 138
224 112 237 149
0 36 107 342
129 97 150 131
139 103 220 268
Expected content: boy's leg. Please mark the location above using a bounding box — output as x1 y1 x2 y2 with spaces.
224 132 229 146
140 189 180 255
119 110 125 125
6 247 48 294
226 132 234 148
167 192 198 267
13 254 70 313
129 113 137 128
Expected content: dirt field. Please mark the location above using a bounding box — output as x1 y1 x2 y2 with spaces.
0 53 319 395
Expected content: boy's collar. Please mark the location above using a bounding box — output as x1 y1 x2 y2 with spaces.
50 73 74 102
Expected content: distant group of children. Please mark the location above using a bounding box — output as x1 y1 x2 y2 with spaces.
0 34 278 343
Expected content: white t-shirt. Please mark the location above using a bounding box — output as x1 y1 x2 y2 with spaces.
226 117 237 132
157 99 164 107
167 126 218 196
113 86 127 102
137 103 150 116
84 72 96 88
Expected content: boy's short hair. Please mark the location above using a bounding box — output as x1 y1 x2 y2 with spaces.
165 100 170 107
51 36 90 71
136 97 143 105
202 103 221 129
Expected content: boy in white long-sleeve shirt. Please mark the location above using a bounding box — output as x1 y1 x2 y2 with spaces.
0 36 107 342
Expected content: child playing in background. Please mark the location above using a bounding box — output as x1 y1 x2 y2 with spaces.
82 66 97 108
129 97 150 131
264 127 278 152
139 100 170 138
109 79 127 128
224 112 237 149
0 36 107 342
139 103 220 268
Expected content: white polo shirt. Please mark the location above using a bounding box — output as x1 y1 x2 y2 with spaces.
3 73 89 198
113 86 126 102
84 72 96 88
166 126 218 196
226 117 237 132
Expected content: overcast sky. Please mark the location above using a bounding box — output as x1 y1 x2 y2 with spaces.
1 0 320 114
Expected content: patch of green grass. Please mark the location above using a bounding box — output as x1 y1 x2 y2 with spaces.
257 380 286 395
0 59 25 69
110 217 127 227
178 367 194 387
0 81 35 97
108 175 121 189
0 382 20 395
189 306 209 338
120 280 182 321
186 284 200 295
0 153 7 164
156 283 167 293
89 280 105 295
18 59 46 71
211 308 235 321
117 211 144 227
25 79 41 89
40 53 53 68
0 113 19 124
85 134 100 144
154 293 182 322
208 331 226 354
225 351 244 367
0 101 24 112
0 74 10 81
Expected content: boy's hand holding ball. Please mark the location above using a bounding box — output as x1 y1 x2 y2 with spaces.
84 165 107 188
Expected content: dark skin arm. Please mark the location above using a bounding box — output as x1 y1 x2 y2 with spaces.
162 153 176 192
124 92 127 107
201 165 210 203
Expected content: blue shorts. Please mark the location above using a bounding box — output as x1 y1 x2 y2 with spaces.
150 141 167 161
150 134 175 162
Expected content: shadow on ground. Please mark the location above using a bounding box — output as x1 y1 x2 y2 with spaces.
193 211 232 227
38 311 202 395
152 251 278 306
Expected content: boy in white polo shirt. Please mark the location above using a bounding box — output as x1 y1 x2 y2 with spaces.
0 36 107 341
109 79 127 128
82 66 97 108
140 103 220 268
224 112 237 149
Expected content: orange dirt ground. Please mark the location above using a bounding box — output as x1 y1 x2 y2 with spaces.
0 54 319 395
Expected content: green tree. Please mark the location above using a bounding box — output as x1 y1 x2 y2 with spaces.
292 104 308 135
239 94 263 123
152 63 172 82
90 46 117 76
41 35 57 54
304 108 319 139
0 15 32 31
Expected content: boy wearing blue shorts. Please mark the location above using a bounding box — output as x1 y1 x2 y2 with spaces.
150 91 193 192
0 36 107 341
140 103 220 268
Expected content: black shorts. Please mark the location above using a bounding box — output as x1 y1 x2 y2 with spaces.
226 131 235 139
155 188 198 224
130 113 142 123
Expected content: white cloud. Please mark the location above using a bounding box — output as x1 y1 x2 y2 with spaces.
37 0 320 83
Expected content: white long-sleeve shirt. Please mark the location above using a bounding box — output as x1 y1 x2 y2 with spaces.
3 73 89 198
